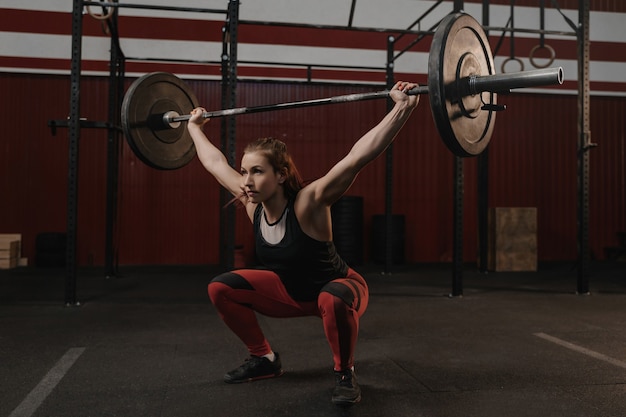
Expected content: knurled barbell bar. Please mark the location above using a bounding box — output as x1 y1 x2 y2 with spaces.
121 12 564 170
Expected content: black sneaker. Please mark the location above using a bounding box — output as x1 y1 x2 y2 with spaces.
223 353 284 384
332 368 361 406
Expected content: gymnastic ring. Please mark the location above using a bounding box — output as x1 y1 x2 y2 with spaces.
529 44 556 69
501 57 524 73
86 4 114 21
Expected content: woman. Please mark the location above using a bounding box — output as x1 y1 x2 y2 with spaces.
188 81 419 406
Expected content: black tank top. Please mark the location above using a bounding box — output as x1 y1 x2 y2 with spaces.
253 199 349 301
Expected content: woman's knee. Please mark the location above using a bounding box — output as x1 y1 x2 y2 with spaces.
317 291 345 320
318 286 356 319
319 280 368 317
207 272 253 302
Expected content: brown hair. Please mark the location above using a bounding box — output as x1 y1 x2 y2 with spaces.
244 137 303 200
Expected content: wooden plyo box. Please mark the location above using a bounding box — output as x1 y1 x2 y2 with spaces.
487 208 537 272
0 234 21 270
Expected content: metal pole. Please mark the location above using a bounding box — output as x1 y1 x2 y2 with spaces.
65 0 83 306
219 0 239 270
477 0 490 274
384 36 395 274
451 157 464 297
451 0 465 297
105 8 123 278
577 0 592 294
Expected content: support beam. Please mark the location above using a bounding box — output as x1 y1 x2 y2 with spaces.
477 0 490 274
105 9 124 278
450 0 464 296
384 36 396 274
65 0 83 306
219 0 240 270
577 0 593 294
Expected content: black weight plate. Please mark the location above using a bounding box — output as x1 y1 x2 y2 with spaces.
428 12 496 157
121 72 198 170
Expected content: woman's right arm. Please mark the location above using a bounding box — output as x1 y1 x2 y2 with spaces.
187 107 243 199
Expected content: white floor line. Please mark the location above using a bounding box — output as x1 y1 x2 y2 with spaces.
9 347 86 417
534 332 626 370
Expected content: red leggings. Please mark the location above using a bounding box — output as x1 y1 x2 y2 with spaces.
207 268 369 371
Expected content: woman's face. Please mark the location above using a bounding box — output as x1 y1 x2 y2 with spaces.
240 151 284 203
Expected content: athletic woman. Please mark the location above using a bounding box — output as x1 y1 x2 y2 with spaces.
187 81 419 406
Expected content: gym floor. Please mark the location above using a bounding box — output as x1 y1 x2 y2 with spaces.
1 262 625 417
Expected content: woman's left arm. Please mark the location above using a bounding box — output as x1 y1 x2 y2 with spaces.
305 81 419 206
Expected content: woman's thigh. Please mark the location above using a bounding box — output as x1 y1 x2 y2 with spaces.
211 269 319 318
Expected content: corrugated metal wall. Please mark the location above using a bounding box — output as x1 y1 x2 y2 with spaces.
1 73 624 266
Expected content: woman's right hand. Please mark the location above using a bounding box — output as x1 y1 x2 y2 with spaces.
389 81 420 109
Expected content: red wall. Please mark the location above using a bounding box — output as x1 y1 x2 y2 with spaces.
1 73 624 266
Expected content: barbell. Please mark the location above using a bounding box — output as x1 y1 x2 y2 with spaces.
121 12 564 170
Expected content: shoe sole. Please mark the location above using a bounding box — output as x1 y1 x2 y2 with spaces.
224 369 284 384
332 394 361 406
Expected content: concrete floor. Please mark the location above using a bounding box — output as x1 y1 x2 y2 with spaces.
1 262 625 417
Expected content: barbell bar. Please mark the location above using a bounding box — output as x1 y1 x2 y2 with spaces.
121 12 565 170
162 67 562 126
